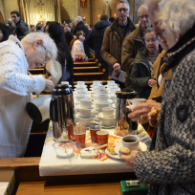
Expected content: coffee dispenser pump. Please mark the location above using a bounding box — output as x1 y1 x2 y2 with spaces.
50 84 75 142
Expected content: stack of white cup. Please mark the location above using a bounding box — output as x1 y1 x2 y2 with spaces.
101 107 115 127
76 98 95 127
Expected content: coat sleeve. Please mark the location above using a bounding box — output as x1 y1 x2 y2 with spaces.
100 27 118 67
130 63 150 88
148 83 159 100
19 23 29 40
0 53 45 97
135 62 195 184
121 36 136 73
85 32 94 50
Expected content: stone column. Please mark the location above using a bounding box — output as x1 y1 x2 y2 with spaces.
134 0 144 24
75 0 78 18
57 0 61 23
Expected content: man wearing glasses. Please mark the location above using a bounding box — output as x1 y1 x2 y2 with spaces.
122 4 152 87
101 0 135 77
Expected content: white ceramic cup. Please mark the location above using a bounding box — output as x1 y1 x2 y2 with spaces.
122 135 139 150
80 99 92 109
93 81 102 85
102 117 115 126
107 80 115 85
102 107 114 118
79 108 91 118
97 95 109 103
75 94 87 102
78 115 95 127
77 81 85 85
131 98 146 107
96 102 110 111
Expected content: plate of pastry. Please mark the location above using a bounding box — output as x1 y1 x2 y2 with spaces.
105 146 121 159
114 142 147 156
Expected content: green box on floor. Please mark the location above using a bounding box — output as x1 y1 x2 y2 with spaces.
120 180 148 195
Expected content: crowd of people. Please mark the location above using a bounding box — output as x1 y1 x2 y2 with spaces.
1 0 195 193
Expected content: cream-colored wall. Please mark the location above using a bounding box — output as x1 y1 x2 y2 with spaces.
90 0 104 25
0 0 5 20
77 0 91 25
4 0 19 21
61 0 76 21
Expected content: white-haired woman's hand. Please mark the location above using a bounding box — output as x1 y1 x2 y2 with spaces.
128 100 161 124
44 79 55 92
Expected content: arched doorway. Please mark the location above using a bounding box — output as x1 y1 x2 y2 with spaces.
0 11 4 23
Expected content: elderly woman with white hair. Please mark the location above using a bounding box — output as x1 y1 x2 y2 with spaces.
0 33 57 158
121 0 195 194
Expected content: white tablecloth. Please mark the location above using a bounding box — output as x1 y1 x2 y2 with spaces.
39 124 151 176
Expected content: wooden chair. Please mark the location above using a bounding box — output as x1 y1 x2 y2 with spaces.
73 66 101 73
24 119 50 157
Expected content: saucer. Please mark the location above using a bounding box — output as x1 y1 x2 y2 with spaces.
114 141 147 155
76 113 96 119
98 112 115 119
105 148 120 160
94 99 113 104
100 121 115 129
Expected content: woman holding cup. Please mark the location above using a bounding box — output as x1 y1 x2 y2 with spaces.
121 0 195 194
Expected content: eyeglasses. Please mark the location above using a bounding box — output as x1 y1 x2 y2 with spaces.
138 15 149 19
145 37 158 43
117 8 128 12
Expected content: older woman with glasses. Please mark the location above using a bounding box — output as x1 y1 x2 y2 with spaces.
129 28 161 99
0 33 57 158
121 0 195 194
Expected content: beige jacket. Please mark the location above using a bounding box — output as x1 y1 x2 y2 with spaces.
101 18 135 75
122 24 145 86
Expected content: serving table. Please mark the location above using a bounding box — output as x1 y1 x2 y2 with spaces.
0 124 151 195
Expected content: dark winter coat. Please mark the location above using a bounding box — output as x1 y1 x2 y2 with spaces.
73 21 91 58
129 48 152 99
14 20 30 40
85 20 110 62
65 31 74 47
135 24 195 195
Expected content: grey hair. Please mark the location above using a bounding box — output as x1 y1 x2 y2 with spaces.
146 0 195 37
137 4 148 16
116 0 130 12
74 16 83 23
144 27 154 38
21 32 57 60
64 27 71 32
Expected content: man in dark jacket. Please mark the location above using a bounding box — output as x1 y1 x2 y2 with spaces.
85 14 110 78
73 16 91 58
130 28 161 99
11 11 30 40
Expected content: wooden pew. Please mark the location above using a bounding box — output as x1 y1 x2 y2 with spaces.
74 80 108 86
74 62 98 67
28 68 44 75
73 66 101 73
74 72 106 81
